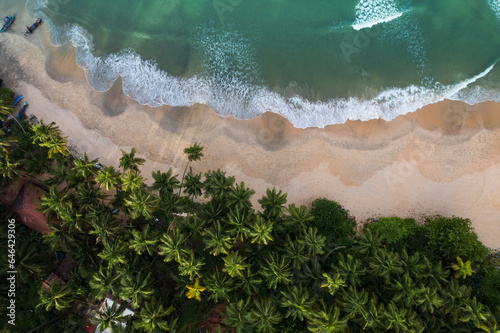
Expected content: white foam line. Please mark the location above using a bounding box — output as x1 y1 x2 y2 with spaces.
352 11 404 30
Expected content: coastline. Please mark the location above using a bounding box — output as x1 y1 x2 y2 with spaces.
1 28 500 248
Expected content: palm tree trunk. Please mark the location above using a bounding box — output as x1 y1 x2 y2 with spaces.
177 162 190 196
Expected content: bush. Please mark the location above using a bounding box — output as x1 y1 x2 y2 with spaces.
423 216 488 265
310 199 355 248
366 217 419 249
478 268 500 309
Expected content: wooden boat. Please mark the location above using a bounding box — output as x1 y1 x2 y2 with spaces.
0 15 14 33
24 18 42 36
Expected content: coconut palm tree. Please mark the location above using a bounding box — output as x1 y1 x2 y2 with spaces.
4 241 49 284
307 300 347 333
129 225 159 256
368 248 404 283
133 298 175 333
284 203 313 234
44 161 69 186
0 128 16 155
37 281 75 311
258 188 287 221
98 239 130 269
391 273 424 308
185 277 206 301
222 298 252 333
458 297 492 329
121 171 145 192
89 265 121 300
76 182 107 211
203 221 233 256
92 300 130 333
96 165 121 191
39 134 70 159
178 214 206 240
236 267 263 296
299 227 326 257
32 120 69 159
43 224 82 253
151 169 179 198
179 143 204 194
223 251 248 278
158 192 188 221
119 147 145 174
205 269 234 303
59 208 89 233
183 171 203 202
400 249 427 281
177 250 205 280
260 253 292 290
119 270 155 309
334 253 366 287
89 211 123 245
280 284 315 321
124 189 159 220
248 216 274 245
321 272 346 296
199 199 226 226
361 298 386 332
384 302 410 332
0 154 20 185
203 169 235 199
38 185 73 220
353 229 383 256
227 208 253 242
73 152 99 179
338 286 369 320
417 286 443 315
245 297 283 333
282 235 308 270
158 229 189 263
227 182 255 212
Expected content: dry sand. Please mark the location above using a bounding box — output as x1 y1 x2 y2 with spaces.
1 28 499 248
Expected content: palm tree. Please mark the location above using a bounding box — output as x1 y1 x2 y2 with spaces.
248 216 274 245
183 171 203 202
245 297 283 333
133 298 175 333
37 281 75 311
98 240 130 269
227 182 255 211
353 229 383 256
280 284 315 321
258 188 287 221
203 169 235 199
121 171 145 192
391 273 424 308
361 298 386 332
119 147 145 173
284 203 313 234
158 229 189 263
384 302 410 332
129 225 159 256
236 267 263 296
199 199 226 225
5 241 49 284
96 165 121 191
299 227 326 257
282 235 308 270
179 214 206 240
0 154 21 185
321 272 347 296
417 285 443 315
177 250 205 280
338 286 369 320
185 277 206 301
38 185 73 220
151 169 179 197
44 161 69 186
334 253 366 287
205 269 234 303
179 142 204 195
458 297 492 329
203 221 233 256
39 135 70 159
368 248 404 283
89 211 123 244
32 120 69 159
124 189 159 220
400 249 427 281
119 270 155 309
43 224 82 253
89 265 121 300
451 257 473 279
260 253 292 290
307 300 347 333
158 192 188 221
227 208 253 242
223 251 248 278
92 299 131 332
0 128 16 155
73 153 99 179
59 208 89 233
222 298 252 333
76 182 107 211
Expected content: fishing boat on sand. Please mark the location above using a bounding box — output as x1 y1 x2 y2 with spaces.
0 15 14 33
24 18 42 36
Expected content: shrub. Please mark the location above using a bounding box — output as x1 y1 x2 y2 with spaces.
366 217 419 249
478 268 500 309
310 199 355 248
423 216 488 265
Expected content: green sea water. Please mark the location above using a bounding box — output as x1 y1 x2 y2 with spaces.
3 0 500 127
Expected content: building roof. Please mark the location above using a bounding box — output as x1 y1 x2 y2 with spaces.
13 182 51 234
42 273 66 291
54 256 79 281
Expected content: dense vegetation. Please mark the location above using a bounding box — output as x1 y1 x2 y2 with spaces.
0 84 500 332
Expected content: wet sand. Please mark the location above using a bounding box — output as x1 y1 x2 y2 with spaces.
1 27 499 248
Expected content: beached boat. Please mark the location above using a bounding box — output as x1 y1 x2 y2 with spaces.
24 18 42 36
11 95 23 107
17 103 28 119
0 15 14 33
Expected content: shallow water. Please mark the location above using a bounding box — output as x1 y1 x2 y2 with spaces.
2 0 500 127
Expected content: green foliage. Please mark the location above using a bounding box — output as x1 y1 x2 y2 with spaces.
478 268 500 309
366 217 419 249
424 216 488 265
310 198 355 249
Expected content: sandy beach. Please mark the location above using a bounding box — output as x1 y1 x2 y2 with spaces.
1 27 500 248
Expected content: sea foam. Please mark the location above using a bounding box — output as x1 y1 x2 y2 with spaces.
352 0 404 30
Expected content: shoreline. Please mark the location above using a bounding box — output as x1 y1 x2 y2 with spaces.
1 28 500 248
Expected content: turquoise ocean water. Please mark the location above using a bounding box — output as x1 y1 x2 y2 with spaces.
2 0 500 127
